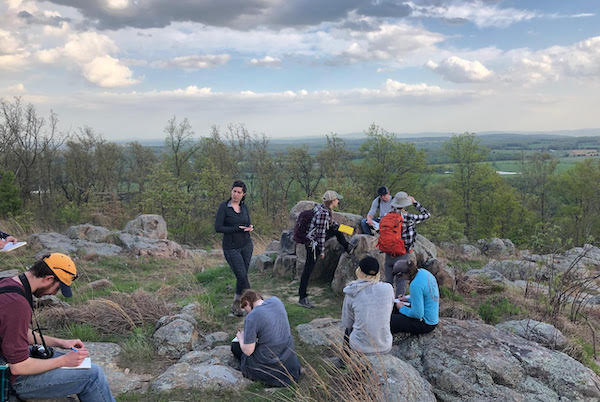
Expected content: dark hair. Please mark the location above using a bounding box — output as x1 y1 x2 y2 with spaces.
377 186 389 196
29 256 57 280
405 258 418 283
240 289 263 310
232 180 247 203
323 199 336 209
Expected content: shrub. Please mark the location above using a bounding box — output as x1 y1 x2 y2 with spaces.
0 170 22 217
478 296 522 324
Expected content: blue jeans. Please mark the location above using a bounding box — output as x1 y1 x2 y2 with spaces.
223 241 253 296
12 352 115 402
360 218 380 235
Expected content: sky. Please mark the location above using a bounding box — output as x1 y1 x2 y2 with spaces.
0 0 599 141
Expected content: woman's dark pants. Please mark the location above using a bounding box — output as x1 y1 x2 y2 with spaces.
223 241 253 296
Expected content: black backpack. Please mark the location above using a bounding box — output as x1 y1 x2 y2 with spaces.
293 208 315 244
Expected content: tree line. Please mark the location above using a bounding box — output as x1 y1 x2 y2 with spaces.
1 97 599 250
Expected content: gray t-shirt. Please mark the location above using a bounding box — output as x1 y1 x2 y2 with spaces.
367 196 393 219
244 297 292 357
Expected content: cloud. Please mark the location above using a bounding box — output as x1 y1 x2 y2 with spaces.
249 56 281 67
405 0 537 28
151 54 231 69
426 56 493 82
506 36 600 84
82 55 139 87
17 9 70 27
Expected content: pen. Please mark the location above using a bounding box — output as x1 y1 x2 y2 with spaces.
71 347 79 352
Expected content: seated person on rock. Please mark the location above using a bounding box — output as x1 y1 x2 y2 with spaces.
0 253 115 402
360 186 392 235
390 256 439 335
342 256 394 354
231 289 301 387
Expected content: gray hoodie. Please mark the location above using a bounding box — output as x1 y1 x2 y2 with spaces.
342 279 394 354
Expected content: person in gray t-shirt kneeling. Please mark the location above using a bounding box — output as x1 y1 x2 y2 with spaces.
231 290 301 386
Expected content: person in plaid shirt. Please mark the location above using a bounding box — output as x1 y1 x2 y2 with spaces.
298 190 356 309
384 192 430 298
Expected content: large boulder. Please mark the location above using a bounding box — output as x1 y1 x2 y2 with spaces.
73 239 122 257
118 233 188 258
280 230 296 255
65 224 113 243
413 234 438 265
288 200 317 228
366 353 436 402
124 214 167 240
392 318 600 401
27 232 77 254
331 235 382 294
151 363 250 392
496 319 568 350
296 317 343 347
273 254 297 280
153 318 199 359
478 237 516 258
249 253 276 272
287 200 361 230
479 259 540 281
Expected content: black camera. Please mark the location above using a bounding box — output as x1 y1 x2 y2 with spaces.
30 344 54 359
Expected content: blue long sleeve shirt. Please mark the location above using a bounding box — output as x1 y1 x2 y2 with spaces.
400 269 439 325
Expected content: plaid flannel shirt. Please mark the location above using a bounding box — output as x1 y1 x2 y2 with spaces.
307 203 337 252
401 201 430 251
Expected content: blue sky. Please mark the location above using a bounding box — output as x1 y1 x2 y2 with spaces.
0 0 598 140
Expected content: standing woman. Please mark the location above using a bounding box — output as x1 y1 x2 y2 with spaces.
215 180 254 316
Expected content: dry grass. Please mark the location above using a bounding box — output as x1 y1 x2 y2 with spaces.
41 289 174 335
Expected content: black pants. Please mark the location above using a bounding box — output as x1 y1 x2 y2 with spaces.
390 312 436 335
231 341 243 360
223 241 253 296
298 229 349 299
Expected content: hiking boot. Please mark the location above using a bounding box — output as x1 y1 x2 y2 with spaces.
231 300 245 316
298 297 314 309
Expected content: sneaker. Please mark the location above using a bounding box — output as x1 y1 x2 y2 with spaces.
298 297 314 309
231 300 245 316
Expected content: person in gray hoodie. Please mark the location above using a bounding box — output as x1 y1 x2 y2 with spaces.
341 256 394 354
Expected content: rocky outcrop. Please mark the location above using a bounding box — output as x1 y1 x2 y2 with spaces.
124 214 167 240
151 362 250 392
152 315 199 359
477 237 517 258
496 319 568 350
28 232 78 255
392 318 600 401
118 233 188 258
65 224 113 243
296 317 343 347
367 354 436 402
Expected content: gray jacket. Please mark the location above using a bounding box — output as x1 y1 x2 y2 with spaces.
342 279 394 354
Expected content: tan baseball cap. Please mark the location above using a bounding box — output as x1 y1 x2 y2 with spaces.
322 190 343 201
43 253 78 297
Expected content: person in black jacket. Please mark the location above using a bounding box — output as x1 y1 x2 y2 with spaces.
215 180 254 316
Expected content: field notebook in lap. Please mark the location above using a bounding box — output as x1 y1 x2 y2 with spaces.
0 241 27 253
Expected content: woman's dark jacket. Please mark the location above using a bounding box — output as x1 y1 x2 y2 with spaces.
215 200 252 250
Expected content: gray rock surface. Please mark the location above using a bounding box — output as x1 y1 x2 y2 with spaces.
73 239 122 256
392 318 600 401
273 254 297 280
249 253 276 272
0 269 19 279
27 232 77 254
296 317 343 347
496 319 568 350
35 295 69 308
180 346 239 369
153 318 199 359
65 224 112 243
462 244 481 258
265 240 280 252
84 279 114 291
366 353 436 402
280 230 296 255
118 232 188 258
464 268 510 284
479 259 540 281
413 234 438 265
124 214 168 240
151 362 250 392
331 235 382 294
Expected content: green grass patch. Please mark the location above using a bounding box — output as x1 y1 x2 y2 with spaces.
440 286 464 302
478 296 522 324
63 323 101 341
572 337 600 375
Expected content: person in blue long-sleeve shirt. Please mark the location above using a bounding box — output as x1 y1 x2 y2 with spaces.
390 257 439 334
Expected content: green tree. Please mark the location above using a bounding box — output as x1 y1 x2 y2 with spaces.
520 152 558 226
0 170 22 217
444 133 488 238
357 124 426 199
164 116 198 180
